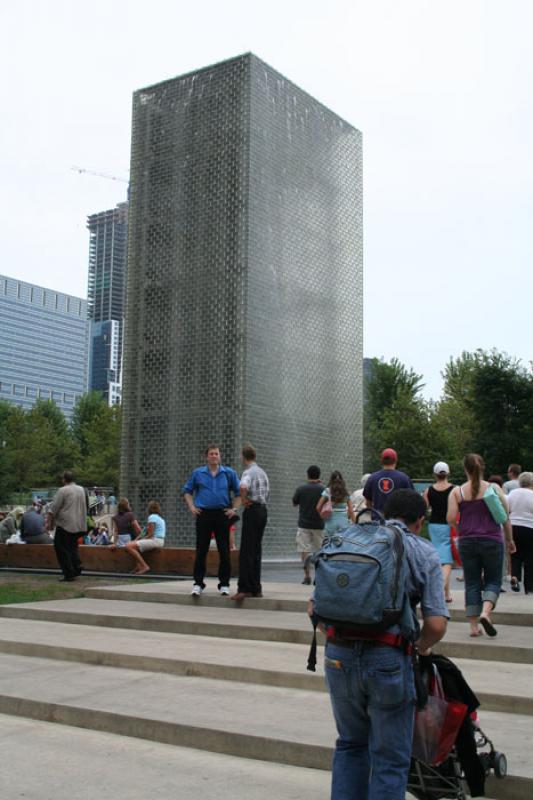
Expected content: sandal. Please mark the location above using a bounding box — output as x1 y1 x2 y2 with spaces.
479 616 497 637
511 578 520 593
470 629 483 637
446 596 453 603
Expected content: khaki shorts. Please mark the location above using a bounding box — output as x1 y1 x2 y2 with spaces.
137 537 164 553
296 528 324 554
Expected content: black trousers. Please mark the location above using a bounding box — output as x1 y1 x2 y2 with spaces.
511 525 533 592
54 526 83 579
238 503 268 594
193 509 232 588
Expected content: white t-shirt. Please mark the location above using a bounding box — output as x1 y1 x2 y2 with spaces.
508 488 533 529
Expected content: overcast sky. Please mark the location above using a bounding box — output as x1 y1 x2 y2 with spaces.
1 1 531 399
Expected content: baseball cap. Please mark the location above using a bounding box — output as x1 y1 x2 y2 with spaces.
433 461 450 475
381 448 397 462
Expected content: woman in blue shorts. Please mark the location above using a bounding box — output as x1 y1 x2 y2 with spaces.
424 461 454 603
316 471 355 535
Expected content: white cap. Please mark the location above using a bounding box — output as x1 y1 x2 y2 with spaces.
361 473 371 487
433 461 450 475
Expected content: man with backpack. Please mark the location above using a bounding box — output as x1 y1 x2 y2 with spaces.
309 489 448 800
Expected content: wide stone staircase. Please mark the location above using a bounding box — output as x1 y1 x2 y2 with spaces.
0 580 531 799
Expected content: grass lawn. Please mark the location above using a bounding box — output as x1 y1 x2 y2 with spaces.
0 574 152 605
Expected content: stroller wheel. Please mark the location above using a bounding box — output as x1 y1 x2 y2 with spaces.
493 751 507 779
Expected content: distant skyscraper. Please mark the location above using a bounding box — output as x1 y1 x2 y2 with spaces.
0 275 88 419
88 319 122 406
87 201 128 404
121 54 363 552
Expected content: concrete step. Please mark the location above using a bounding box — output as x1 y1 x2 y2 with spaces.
1 596 532 665
0 713 332 800
0 617 531 716
0 653 527 799
3 712 497 800
85 581 533 627
0 617 324 691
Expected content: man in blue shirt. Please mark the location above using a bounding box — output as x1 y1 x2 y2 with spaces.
363 448 414 512
182 444 240 596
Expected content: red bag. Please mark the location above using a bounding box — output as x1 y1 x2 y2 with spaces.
412 667 468 765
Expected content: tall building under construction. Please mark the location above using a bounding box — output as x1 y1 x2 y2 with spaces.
121 54 363 552
87 202 128 405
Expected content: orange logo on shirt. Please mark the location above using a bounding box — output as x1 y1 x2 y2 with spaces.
378 477 395 494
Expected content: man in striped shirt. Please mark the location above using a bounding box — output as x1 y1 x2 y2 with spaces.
231 444 270 601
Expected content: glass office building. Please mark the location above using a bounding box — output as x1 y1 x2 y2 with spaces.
88 319 121 405
0 275 88 419
87 202 128 404
121 54 363 552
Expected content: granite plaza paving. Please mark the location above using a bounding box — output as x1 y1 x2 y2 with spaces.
0 576 531 799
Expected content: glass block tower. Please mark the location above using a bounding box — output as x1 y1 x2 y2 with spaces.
121 54 363 552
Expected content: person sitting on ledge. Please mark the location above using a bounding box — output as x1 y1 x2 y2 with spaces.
20 502 52 544
123 501 166 575
87 523 110 546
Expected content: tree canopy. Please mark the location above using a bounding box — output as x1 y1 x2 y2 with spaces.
364 350 533 478
0 395 121 503
1 348 532 501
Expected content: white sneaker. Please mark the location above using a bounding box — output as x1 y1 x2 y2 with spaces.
191 584 203 596
219 586 230 596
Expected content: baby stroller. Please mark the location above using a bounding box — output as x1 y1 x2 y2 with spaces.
407 653 507 799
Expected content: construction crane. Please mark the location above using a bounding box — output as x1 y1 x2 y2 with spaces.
71 166 129 183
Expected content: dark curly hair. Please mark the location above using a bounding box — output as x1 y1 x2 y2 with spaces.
328 471 348 504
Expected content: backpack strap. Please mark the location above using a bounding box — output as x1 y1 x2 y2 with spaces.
386 524 406 609
355 507 384 524
306 611 319 672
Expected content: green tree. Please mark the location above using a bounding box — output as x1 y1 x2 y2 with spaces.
71 391 108 459
77 404 122 488
0 400 15 501
434 350 533 476
468 350 533 473
365 358 424 430
5 401 79 489
364 358 428 473
429 352 479 476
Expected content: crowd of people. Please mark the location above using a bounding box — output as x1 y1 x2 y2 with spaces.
295 449 533 631
0 444 531 800
2 447 532 607
298 450 532 799
0 473 166 581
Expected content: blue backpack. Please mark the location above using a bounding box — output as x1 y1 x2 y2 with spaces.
307 512 416 671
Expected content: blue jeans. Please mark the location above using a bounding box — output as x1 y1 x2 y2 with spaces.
458 536 503 617
325 641 416 800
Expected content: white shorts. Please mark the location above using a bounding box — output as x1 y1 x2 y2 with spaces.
296 528 324 554
137 537 164 553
